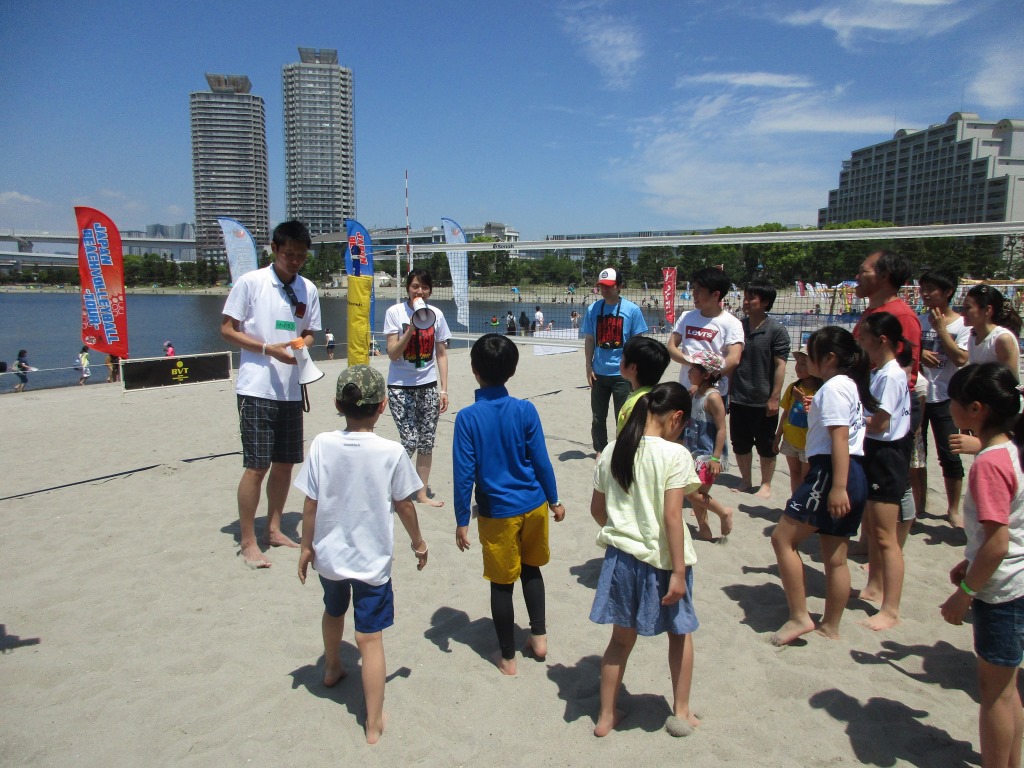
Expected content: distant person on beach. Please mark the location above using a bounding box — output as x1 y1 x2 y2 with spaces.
325 328 336 360
535 306 544 330
106 354 120 384
13 349 29 393
583 268 648 457
384 268 451 508
453 334 565 675
295 365 427 745
221 220 322 569
505 311 516 336
519 310 529 337
76 346 91 386
163 340 175 357
590 382 703 738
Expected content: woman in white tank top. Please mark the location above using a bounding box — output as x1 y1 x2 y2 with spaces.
963 284 1021 380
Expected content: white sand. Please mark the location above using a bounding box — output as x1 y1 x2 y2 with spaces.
0 345 982 766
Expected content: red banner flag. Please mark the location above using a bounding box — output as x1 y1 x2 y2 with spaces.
76 207 129 358
662 267 677 327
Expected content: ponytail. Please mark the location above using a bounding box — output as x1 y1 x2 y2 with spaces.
861 311 912 368
808 326 880 413
967 284 1023 336
610 382 692 492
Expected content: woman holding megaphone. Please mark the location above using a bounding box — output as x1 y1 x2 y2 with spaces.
384 269 452 507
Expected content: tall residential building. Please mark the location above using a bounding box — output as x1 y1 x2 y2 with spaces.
819 112 1024 227
190 74 269 263
283 48 355 237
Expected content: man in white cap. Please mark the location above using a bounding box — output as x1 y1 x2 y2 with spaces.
582 267 648 456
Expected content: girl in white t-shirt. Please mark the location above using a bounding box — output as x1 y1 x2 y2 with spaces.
964 284 1021 377
940 362 1024 767
857 311 913 631
770 326 877 646
590 382 702 738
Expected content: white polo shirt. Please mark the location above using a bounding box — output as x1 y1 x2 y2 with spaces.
223 265 322 402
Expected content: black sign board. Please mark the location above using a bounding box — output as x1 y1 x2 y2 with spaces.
122 352 232 391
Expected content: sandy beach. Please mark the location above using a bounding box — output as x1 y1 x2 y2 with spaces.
0 344 983 766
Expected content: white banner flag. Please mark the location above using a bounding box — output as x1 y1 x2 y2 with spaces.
218 217 258 283
441 217 469 328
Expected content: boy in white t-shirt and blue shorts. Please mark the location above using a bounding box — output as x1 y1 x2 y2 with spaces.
295 365 428 745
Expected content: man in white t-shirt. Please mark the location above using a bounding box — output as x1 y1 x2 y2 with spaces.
917 268 970 526
668 267 744 397
221 220 322 569
534 306 544 331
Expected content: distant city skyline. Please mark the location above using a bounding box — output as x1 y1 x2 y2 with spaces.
1 1 1022 240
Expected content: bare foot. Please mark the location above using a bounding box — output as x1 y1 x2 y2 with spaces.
853 588 881 604
860 612 899 632
755 484 772 500
497 655 517 676
948 511 963 529
720 507 734 537
770 617 815 646
323 662 348 688
525 634 547 661
665 715 697 737
416 495 445 508
594 708 625 737
730 485 754 494
814 622 841 640
694 524 715 542
263 532 299 549
240 543 271 569
365 712 388 745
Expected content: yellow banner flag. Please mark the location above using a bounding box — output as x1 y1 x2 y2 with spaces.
347 275 373 365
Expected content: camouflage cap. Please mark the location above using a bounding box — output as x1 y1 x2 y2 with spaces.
336 364 386 406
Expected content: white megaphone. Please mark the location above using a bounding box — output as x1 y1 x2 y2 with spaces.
411 297 436 330
290 338 325 385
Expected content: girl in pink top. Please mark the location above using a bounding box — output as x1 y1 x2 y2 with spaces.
940 362 1024 766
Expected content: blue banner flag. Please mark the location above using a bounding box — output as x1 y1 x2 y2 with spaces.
441 217 469 328
344 219 376 332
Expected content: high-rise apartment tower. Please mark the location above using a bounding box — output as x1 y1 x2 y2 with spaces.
819 112 1024 227
190 74 270 263
283 48 356 236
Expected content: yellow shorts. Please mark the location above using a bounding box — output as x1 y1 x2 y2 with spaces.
478 503 550 584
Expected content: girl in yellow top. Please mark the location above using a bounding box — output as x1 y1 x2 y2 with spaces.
773 349 822 494
590 382 702 738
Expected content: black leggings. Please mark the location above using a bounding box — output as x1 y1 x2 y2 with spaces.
490 564 546 660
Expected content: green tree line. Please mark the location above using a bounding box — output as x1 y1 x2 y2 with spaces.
1 221 1015 288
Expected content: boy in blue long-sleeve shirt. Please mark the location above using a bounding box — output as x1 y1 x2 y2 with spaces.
453 334 566 675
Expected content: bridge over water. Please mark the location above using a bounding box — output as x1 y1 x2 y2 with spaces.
0 229 196 262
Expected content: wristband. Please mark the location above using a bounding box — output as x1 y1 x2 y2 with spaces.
439 391 447 395
261 343 267 355
709 457 721 463
960 580 977 597
411 540 428 555
551 500 562 507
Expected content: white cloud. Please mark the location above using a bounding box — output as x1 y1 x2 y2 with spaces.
967 42 1024 111
561 9 643 89
782 1 978 48
0 191 43 206
679 72 814 89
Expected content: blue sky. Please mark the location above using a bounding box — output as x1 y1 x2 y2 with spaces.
1 0 1021 240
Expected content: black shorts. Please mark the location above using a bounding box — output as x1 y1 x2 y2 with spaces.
729 402 779 457
864 434 912 504
783 455 867 538
237 395 304 469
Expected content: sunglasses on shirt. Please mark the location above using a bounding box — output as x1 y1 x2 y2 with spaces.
282 282 307 318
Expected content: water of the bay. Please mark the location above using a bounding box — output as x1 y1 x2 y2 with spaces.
0 291 611 392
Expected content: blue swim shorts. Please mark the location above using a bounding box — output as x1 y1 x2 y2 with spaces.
783 454 867 538
319 575 395 634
